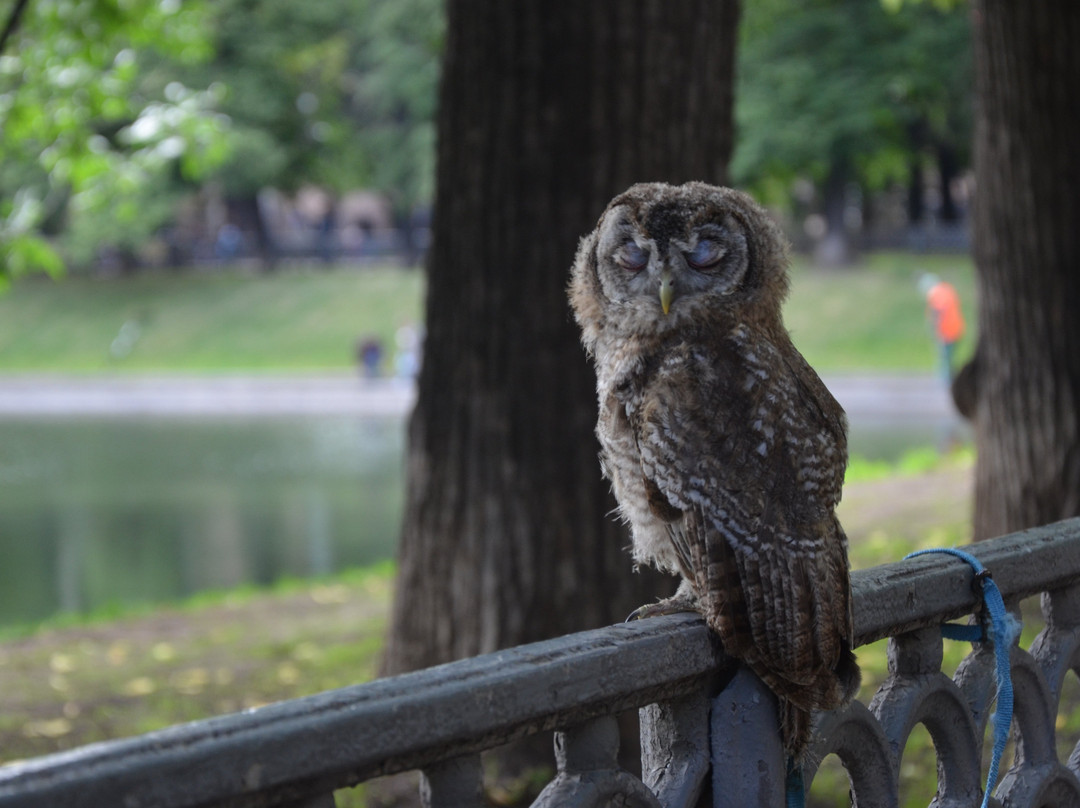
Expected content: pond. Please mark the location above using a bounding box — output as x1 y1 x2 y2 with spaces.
0 415 405 629
0 410 966 630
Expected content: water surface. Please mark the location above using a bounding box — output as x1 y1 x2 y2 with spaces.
0 411 965 629
0 415 404 627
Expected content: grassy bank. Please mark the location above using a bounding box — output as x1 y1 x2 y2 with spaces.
0 252 974 373
0 565 396 805
0 265 424 372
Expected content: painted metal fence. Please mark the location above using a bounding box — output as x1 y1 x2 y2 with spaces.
3 519 1080 807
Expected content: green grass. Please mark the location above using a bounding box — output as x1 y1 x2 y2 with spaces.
0 265 424 372
845 444 975 485
0 252 974 372
0 563 394 760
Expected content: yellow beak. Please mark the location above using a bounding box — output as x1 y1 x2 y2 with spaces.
659 269 674 315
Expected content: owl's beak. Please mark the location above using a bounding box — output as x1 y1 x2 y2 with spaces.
659 269 674 315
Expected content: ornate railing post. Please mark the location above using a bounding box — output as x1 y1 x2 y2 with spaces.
420 754 484 808
1006 581 1080 804
640 689 711 807
870 625 986 806
532 715 662 807
709 667 786 807
806 699 896 807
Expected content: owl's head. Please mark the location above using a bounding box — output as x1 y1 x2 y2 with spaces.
569 182 790 354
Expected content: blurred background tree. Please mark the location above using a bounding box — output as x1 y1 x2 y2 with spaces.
3 0 980 283
168 0 440 267
958 0 1080 541
734 0 971 265
0 0 441 278
0 0 226 285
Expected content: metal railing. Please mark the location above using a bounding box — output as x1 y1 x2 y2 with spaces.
3 519 1080 807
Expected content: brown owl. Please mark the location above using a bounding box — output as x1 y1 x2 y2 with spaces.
569 182 860 759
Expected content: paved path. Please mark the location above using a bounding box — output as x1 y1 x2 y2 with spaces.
0 374 415 417
0 372 954 419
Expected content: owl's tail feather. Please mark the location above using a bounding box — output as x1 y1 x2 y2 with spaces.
775 642 860 761
780 698 812 762
833 643 862 704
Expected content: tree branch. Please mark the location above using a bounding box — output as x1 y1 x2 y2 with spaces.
0 0 31 56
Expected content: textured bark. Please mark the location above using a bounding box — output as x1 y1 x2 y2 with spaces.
383 0 739 675
814 159 855 267
964 0 1080 539
936 142 960 223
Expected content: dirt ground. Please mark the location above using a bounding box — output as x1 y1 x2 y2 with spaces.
840 462 973 551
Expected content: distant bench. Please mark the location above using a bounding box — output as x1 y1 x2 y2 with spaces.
3 519 1080 807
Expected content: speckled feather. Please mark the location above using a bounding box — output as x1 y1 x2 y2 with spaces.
569 182 860 759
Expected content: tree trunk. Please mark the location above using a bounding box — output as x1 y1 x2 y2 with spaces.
907 119 928 226
225 195 276 271
936 141 960 223
813 159 855 267
963 0 1080 540
907 159 925 226
383 0 739 676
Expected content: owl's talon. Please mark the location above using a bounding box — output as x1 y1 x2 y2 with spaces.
625 605 649 622
625 596 699 623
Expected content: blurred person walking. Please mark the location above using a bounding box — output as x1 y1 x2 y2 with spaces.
920 273 965 383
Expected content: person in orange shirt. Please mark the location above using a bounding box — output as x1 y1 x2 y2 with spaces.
919 273 965 382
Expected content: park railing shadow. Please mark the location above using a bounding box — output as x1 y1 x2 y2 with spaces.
3 519 1080 807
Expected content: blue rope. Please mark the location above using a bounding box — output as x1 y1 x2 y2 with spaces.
905 547 1021 808
785 758 804 808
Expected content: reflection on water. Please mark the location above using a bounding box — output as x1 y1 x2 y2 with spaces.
0 412 968 629
0 416 404 628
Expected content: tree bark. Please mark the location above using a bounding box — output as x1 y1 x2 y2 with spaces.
936 141 960 223
964 0 1080 539
907 158 925 226
383 0 740 675
225 195 276 271
0 0 30 56
813 158 855 267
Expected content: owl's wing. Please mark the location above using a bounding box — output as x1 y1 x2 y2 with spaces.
632 333 853 708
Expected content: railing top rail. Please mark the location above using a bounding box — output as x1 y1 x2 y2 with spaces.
2 517 1080 808
853 518 1080 644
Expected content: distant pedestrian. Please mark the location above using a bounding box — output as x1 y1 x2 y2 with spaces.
356 337 384 378
919 273 965 383
393 322 422 379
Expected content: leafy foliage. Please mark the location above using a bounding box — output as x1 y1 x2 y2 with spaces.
4 0 974 274
0 0 443 280
733 0 972 208
174 0 442 213
0 0 228 282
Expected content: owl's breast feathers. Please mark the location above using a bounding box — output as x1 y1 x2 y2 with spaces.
608 324 859 721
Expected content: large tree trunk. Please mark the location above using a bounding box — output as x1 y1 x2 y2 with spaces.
225 195 276 271
962 1 1080 539
936 141 961 223
383 0 739 676
813 158 855 267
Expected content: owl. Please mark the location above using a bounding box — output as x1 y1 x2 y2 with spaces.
569 182 860 759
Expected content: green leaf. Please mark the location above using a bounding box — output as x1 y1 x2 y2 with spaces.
3 234 66 280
